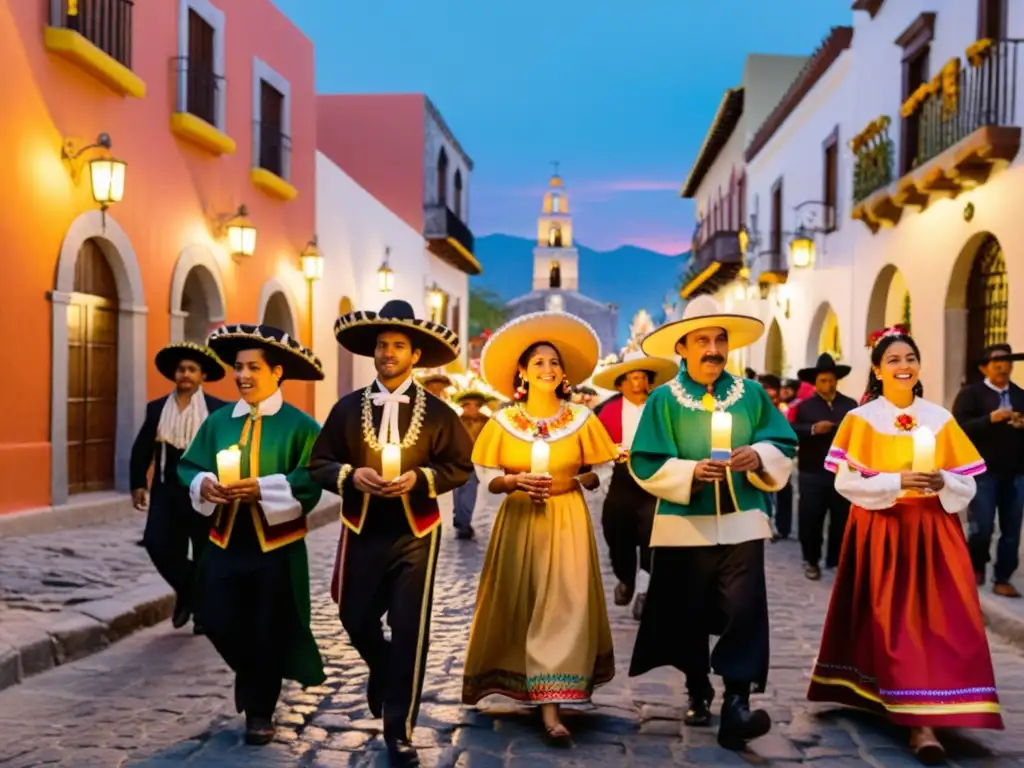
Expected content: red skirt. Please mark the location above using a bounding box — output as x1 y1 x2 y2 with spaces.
807 496 1003 729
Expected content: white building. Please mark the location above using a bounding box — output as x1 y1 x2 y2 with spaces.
313 152 469 423
696 1 1021 406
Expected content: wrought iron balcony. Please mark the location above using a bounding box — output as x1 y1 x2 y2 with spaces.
174 56 223 127
254 120 291 180
679 229 743 298
52 0 134 69
424 204 481 275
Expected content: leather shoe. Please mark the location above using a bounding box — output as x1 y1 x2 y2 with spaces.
684 684 714 726
717 691 771 750
386 737 419 766
171 598 191 629
631 593 646 621
244 715 275 745
614 582 634 606
994 582 1022 598
367 665 386 718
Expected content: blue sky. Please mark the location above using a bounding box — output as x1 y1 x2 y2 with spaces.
272 0 851 254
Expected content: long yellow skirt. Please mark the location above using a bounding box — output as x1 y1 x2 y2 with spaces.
461 489 615 704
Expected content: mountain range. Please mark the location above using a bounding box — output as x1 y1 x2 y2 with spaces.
471 234 690 346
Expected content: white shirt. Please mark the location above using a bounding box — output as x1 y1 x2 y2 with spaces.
622 399 645 449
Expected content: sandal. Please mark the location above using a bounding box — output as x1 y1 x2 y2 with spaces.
910 729 945 765
544 722 573 747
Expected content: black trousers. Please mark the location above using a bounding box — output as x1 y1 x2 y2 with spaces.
197 532 293 718
601 464 656 587
773 480 793 538
338 521 440 741
798 471 850 568
629 539 769 693
143 482 209 602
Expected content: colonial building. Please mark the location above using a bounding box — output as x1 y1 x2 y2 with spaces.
316 93 476 373
505 173 619 356
726 0 1020 407
1 0 318 519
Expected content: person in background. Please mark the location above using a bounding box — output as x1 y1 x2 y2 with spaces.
452 389 491 541
792 354 857 580
744 367 757 380
419 373 452 401
758 374 792 541
130 342 229 632
953 343 1024 598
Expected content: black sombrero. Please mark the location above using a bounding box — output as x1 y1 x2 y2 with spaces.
206 324 324 381
154 341 227 382
334 299 459 368
797 353 851 384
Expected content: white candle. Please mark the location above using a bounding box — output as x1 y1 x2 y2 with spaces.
912 427 936 472
531 440 550 474
381 442 402 482
710 411 732 461
216 445 241 484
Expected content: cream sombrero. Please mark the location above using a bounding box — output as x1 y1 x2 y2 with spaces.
641 295 763 358
480 311 601 398
592 349 679 391
334 299 459 368
207 324 324 381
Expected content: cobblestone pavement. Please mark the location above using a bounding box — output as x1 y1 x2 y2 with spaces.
2 510 1024 767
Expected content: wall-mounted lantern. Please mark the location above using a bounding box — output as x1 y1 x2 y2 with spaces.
62 132 126 225
224 205 257 258
426 283 445 311
377 247 395 292
300 237 323 281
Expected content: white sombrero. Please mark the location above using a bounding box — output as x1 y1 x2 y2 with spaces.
641 295 764 358
480 311 601 399
591 349 679 391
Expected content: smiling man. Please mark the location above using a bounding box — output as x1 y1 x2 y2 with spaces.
626 296 797 752
177 324 327 746
309 299 473 767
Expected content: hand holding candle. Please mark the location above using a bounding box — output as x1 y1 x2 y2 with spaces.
216 445 241 484
381 442 402 482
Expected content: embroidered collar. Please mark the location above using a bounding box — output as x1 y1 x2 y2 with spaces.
231 388 283 418
668 370 744 412
494 401 590 442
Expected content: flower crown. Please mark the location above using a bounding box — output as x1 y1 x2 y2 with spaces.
868 324 911 349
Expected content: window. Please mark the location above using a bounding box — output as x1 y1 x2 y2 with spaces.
252 58 292 180
895 13 935 174
177 0 226 130
436 148 448 207
453 169 463 218
736 173 746 232
60 0 136 69
823 127 839 231
549 261 562 288
770 178 783 255
548 226 562 248
552 193 561 213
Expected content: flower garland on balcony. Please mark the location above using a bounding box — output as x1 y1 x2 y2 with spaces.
900 57 960 118
848 115 891 154
966 38 994 68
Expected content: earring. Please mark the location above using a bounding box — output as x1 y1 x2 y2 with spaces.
562 378 571 393
514 383 527 400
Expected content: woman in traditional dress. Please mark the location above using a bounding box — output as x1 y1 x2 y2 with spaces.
807 326 1003 764
461 311 620 745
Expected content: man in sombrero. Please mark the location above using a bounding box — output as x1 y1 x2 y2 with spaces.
177 324 327 746
627 295 797 750
308 299 473 766
451 388 491 540
418 372 452 400
792 353 858 580
592 349 678 620
130 342 229 632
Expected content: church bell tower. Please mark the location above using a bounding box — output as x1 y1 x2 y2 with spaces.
533 167 579 291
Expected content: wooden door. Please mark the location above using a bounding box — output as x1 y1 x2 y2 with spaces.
67 239 119 494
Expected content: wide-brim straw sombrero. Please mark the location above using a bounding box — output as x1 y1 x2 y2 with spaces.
481 311 601 398
641 295 764 358
334 299 459 369
207 324 324 381
592 349 679 391
154 341 227 382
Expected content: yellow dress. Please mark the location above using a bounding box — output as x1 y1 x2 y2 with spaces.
462 403 620 704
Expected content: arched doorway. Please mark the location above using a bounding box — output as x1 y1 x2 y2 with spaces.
337 296 355 396
549 261 562 288
807 302 842 365
67 239 119 493
764 317 785 376
865 264 911 341
263 292 295 336
965 236 1008 383
169 245 226 344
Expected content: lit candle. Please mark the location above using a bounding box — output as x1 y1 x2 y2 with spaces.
710 411 733 461
912 427 936 472
381 442 402 482
531 440 550 474
216 445 241 484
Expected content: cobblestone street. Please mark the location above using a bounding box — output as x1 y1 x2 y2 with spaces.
2 504 1024 767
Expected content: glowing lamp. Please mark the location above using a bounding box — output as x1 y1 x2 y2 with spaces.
738 227 750 255
427 284 444 310
789 228 815 269
226 206 257 257
377 248 395 293
88 156 126 206
300 238 324 281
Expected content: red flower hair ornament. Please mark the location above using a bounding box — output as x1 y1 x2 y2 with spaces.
869 324 911 349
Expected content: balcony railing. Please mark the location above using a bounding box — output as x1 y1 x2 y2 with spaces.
852 126 895 204
254 120 291 179
52 0 134 69
174 57 223 127
911 39 1021 168
424 204 479 274
693 229 743 269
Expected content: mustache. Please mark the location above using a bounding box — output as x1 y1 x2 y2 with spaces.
700 354 725 365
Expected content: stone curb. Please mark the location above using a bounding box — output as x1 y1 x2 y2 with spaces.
0 500 340 693
979 591 1024 652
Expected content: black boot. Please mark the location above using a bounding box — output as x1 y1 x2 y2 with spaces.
717 680 770 750
386 736 420 766
614 582 634 606
171 596 191 629
244 715 275 745
683 675 714 726
367 664 386 718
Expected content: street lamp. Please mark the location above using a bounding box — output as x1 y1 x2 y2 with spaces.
427 283 444 310
300 237 324 281
789 225 815 269
225 205 257 257
62 132 127 224
377 247 395 292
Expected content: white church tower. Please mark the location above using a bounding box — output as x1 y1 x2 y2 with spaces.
532 169 579 291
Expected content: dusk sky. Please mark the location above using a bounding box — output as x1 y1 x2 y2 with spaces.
272 1 851 255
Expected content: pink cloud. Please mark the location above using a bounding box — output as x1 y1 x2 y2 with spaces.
620 235 692 255
588 180 681 193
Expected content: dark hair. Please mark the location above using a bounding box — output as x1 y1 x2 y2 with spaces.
235 345 288 381
744 367 757 379
614 370 656 389
758 373 781 390
514 341 571 401
865 332 923 401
